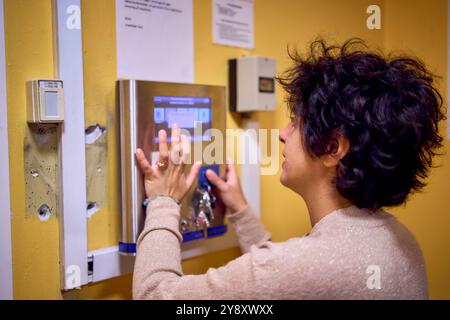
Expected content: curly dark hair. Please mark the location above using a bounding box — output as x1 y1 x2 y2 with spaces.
277 38 446 210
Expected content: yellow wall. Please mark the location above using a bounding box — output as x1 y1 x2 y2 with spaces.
5 0 61 299
4 0 449 299
384 0 450 300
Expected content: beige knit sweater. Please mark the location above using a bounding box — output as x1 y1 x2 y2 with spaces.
133 197 428 299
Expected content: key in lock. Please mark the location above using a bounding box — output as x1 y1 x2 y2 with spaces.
192 184 216 228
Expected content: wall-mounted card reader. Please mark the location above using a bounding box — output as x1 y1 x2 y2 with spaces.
229 56 276 112
27 79 65 123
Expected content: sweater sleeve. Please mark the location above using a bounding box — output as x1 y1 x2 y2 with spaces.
132 198 280 300
226 205 272 253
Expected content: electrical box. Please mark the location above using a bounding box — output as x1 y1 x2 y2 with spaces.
118 80 236 256
27 79 65 123
229 56 276 112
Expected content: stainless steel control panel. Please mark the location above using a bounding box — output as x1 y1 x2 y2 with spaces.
118 80 235 256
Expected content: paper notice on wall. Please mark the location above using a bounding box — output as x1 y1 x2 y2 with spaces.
213 0 254 49
116 0 194 83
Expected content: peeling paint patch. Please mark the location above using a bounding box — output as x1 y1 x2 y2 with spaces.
85 124 106 145
86 202 100 219
24 125 59 219
85 123 108 212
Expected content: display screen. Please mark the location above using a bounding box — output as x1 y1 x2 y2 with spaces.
259 77 275 93
44 91 58 117
154 96 212 143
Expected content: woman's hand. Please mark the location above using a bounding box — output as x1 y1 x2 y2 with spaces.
205 161 248 214
135 124 202 203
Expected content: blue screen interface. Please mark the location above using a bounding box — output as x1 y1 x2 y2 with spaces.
154 96 212 143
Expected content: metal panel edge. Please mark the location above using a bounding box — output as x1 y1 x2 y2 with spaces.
88 246 134 283
53 0 88 290
0 0 14 300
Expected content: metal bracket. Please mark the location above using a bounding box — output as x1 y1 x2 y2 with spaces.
53 0 88 290
87 246 134 284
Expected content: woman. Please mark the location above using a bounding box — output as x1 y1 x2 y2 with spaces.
133 39 445 299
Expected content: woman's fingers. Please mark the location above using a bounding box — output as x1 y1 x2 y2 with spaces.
225 159 238 184
170 143 183 167
186 161 202 190
180 134 191 166
158 130 169 166
220 169 227 181
171 134 191 178
171 124 181 147
135 148 154 176
169 124 182 165
206 169 227 192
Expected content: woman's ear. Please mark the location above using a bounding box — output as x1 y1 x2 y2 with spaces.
322 131 350 168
